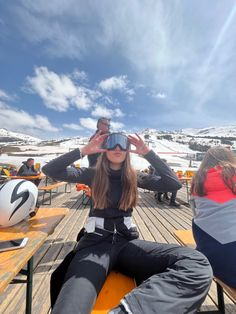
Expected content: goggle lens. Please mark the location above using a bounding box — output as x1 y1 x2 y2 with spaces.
103 133 129 151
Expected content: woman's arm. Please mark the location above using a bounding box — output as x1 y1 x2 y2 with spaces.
42 132 108 185
138 150 182 192
42 149 94 185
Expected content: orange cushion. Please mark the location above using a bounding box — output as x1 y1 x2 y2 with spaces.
92 271 136 314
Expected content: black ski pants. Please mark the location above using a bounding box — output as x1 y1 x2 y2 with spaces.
51 230 212 314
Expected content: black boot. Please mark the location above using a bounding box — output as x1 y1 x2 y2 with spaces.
156 192 163 202
164 193 170 200
169 201 181 207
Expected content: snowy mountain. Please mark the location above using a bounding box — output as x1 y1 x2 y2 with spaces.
181 126 236 138
0 128 41 143
142 125 236 138
141 126 236 152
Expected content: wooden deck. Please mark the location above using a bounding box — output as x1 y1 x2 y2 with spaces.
0 183 235 314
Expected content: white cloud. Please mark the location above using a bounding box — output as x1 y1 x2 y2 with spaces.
91 105 125 118
12 2 190 72
111 121 124 131
80 117 124 131
0 101 58 134
26 66 97 112
114 108 124 117
99 76 127 91
0 89 9 99
72 69 88 81
79 117 97 130
149 92 167 99
98 75 134 100
34 115 59 132
63 123 83 131
91 105 112 118
0 89 12 100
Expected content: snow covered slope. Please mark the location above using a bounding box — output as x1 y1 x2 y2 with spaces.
181 126 236 137
0 128 41 143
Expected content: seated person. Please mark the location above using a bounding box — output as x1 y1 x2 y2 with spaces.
155 190 180 207
17 158 40 186
9 166 17 176
191 146 236 288
150 162 180 207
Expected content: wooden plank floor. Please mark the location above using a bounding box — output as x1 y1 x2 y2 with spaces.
0 183 235 314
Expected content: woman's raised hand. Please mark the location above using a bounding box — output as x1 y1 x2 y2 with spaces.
128 133 150 156
81 132 108 156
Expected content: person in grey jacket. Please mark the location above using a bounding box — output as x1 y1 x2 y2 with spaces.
17 158 40 186
17 158 38 176
43 132 212 314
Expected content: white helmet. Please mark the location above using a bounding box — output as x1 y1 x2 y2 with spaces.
0 179 38 227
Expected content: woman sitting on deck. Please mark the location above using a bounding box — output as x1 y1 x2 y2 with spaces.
43 132 212 314
191 146 236 288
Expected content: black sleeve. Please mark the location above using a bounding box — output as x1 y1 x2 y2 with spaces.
137 150 182 192
42 149 95 186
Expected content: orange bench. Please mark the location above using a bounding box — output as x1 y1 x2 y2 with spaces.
39 181 71 205
174 230 236 313
92 271 136 313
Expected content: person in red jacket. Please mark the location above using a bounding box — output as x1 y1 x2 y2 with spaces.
191 146 236 288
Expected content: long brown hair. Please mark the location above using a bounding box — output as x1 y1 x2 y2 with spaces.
191 146 236 196
92 152 138 210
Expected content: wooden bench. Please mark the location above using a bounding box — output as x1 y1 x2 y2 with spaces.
0 207 69 314
39 181 71 205
92 271 136 313
174 230 236 314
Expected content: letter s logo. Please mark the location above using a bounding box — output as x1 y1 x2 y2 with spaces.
9 181 29 220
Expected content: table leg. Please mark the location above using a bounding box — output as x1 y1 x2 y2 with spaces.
26 257 33 314
186 180 190 203
216 282 225 314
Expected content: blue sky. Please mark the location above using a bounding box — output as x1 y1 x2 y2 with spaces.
0 1 236 139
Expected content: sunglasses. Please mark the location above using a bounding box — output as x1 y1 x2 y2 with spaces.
103 133 130 151
100 121 110 127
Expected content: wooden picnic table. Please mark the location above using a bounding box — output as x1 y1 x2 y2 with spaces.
0 207 69 314
9 173 46 180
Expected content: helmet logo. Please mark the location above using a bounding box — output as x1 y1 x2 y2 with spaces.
9 181 29 220
0 183 7 191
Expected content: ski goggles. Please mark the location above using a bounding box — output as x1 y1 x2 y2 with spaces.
103 133 130 151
